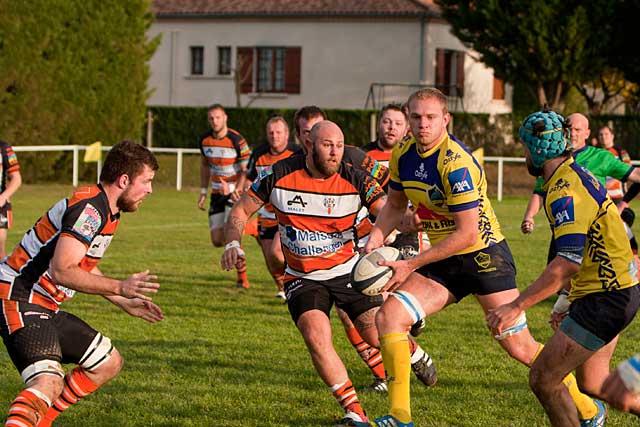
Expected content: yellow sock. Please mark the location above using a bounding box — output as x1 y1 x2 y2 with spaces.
531 343 597 420
380 332 412 424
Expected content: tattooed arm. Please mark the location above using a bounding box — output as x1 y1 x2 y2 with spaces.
221 192 264 271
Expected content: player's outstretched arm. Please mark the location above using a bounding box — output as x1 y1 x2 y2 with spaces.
50 236 160 300
521 193 543 234
198 157 210 210
602 356 640 412
221 192 263 270
0 169 21 207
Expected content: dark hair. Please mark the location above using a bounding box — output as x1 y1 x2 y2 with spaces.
293 106 326 133
380 103 407 121
100 140 159 184
208 103 226 113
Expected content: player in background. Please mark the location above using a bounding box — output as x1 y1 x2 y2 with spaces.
0 140 22 260
368 90 605 427
0 141 163 427
245 116 299 300
488 109 640 425
521 113 640 273
598 125 631 203
197 104 252 289
293 107 436 394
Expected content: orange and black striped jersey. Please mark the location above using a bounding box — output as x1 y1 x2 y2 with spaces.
343 145 389 189
0 185 119 311
247 141 301 227
0 141 19 195
604 145 632 199
362 140 392 169
199 128 251 194
248 155 386 281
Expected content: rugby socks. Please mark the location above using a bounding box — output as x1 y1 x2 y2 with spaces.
6 388 50 427
236 267 249 288
530 344 598 420
38 368 99 427
345 326 386 379
330 379 367 421
379 332 412 424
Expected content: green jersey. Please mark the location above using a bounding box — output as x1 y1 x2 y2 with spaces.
534 145 633 195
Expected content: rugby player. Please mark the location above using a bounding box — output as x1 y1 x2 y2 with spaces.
223 120 433 427
488 109 640 426
602 355 640 415
293 107 436 395
197 104 252 288
598 125 632 203
245 116 299 299
0 141 163 427
367 89 605 427
0 140 22 260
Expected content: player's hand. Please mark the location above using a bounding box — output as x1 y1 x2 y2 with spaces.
379 259 413 293
548 311 567 331
230 188 242 202
119 270 160 301
602 370 639 412
221 241 245 271
197 194 207 210
521 217 534 234
118 298 164 323
220 181 231 196
398 211 421 233
549 291 570 331
486 303 521 336
364 228 385 253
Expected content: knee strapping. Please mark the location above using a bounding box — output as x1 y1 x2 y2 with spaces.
21 359 64 384
493 312 528 341
78 333 113 371
391 290 426 324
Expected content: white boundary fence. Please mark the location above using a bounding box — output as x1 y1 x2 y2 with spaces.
13 146 640 199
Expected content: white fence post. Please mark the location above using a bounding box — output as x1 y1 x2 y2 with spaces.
176 149 183 191
497 158 504 202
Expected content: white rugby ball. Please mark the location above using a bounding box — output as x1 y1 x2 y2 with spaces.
351 246 402 296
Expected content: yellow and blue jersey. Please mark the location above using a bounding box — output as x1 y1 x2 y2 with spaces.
542 157 638 300
389 133 504 254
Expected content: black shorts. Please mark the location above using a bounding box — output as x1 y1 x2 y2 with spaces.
0 301 99 374
285 274 383 324
258 223 278 240
561 285 640 350
414 239 517 302
208 194 232 216
0 203 12 229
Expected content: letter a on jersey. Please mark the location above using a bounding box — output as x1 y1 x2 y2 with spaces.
448 167 474 194
550 196 575 227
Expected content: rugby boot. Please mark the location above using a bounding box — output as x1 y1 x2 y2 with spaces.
361 376 387 393
334 411 372 427
374 414 414 427
579 400 607 427
411 351 437 387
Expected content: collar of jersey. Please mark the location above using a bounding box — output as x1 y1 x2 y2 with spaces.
541 156 574 192
414 132 449 158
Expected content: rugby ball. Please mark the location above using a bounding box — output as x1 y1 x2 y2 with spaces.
350 246 402 296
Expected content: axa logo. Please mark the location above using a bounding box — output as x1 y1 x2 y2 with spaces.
414 162 428 179
287 195 307 208
448 167 474 194
550 196 575 227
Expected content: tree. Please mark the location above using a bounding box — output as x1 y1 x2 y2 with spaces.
0 0 159 182
435 0 615 111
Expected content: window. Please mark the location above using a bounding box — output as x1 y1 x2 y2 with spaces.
493 75 505 100
190 46 204 75
218 46 231 75
237 46 301 94
435 49 465 97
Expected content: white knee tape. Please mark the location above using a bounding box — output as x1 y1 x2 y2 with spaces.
494 312 528 341
79 333 113 371
391 290 426 324
21 359 64 384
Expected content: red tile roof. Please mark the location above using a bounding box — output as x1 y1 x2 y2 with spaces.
152 0 439 18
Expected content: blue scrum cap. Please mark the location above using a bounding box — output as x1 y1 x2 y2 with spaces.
519 109 570 168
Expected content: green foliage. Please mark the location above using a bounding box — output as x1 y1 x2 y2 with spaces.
1 186 639 426
0 0 158 182
435 0 615 110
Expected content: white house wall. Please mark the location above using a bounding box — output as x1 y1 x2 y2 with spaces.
147 18 511 113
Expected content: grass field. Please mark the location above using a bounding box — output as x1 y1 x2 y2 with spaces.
1 184 639 426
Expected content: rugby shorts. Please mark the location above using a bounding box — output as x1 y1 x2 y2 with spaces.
258 217 278 241
285 274 383 324
208 194 233 229
414 239 517 301
0 300 101 374
0 203 12 229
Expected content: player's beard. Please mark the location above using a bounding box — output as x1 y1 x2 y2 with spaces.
379 134 398 150
312 145 339 177
117 187 140 212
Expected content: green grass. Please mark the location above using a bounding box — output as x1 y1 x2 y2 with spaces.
1 185 639 426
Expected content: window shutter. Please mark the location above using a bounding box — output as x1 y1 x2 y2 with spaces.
455 51 465 97
284 47 301 94
237 47 253 94
493 76 505 100
435 49 446 93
